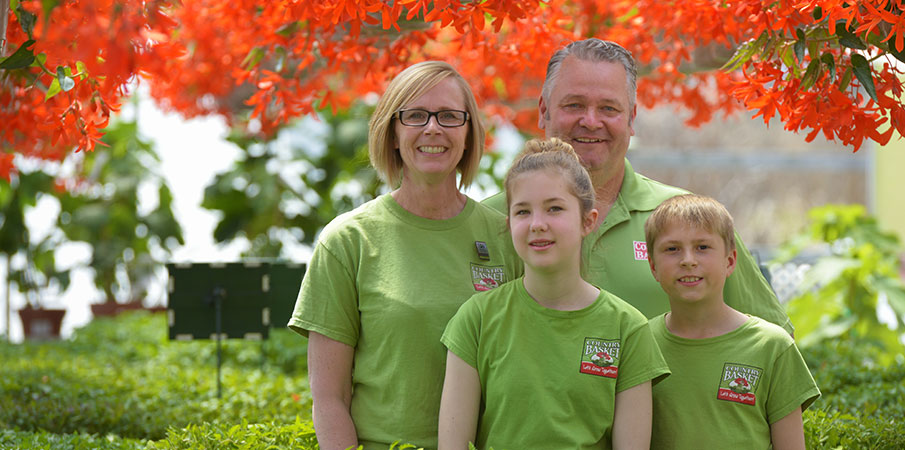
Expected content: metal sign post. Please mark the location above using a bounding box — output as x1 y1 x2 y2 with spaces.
165 260 306 398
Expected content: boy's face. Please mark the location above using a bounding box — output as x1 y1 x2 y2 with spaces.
648 221 737 307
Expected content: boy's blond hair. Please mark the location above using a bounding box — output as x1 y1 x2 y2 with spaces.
644 194 736 257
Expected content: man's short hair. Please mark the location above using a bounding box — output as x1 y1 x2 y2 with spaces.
542 39 638 115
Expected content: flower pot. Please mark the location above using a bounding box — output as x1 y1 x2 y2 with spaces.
18 307 66 340
90 300 151 318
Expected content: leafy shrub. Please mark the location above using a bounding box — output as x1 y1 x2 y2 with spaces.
804 409 905 450
0 429 149 450
147 418 319 450
775 204 905 355
0 312 310 440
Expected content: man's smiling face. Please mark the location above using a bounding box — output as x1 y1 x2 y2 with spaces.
538 56 635 181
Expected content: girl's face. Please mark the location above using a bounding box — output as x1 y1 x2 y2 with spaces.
393 77 468 186
508 169 597 274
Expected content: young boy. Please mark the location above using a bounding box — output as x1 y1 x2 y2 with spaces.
644 194 819 450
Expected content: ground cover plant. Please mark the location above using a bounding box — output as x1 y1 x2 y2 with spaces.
1 310 903 449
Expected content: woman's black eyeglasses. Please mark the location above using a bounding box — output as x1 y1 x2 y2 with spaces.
396 109 469 127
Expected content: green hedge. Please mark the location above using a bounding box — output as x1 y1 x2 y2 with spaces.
0 429 150 450
0 312 310 441
2 311 903 449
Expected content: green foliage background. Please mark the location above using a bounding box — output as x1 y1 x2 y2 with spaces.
1 310 903 449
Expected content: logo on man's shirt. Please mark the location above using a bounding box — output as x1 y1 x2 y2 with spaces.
633 241 648 261
471 263 505 291
580 337 620 378
717 363 763 405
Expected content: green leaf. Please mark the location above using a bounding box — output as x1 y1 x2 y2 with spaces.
14 4 37 38
807 39 820 61
76 61 88 80
798 256 859 293
836 22 867 50
56 66 75 92
887 42 905 65
0 39 36 70
780 45 797 74
851 54 878 102
721 33 768 72
799 57 822 92
45 77 61 100
242 47 265 70
821 53 836 84
275 21 301 37
41 0 59 18
31 52 47 68
794 33 806 64
812 6 822 21
839 66 853 92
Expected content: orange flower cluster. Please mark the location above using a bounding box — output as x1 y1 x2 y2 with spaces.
1 0 180 180
2 0 903 180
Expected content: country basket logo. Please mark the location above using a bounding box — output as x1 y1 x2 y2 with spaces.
717 363 763 406
470 263 506 291
633 241 648 261
580 337 620 378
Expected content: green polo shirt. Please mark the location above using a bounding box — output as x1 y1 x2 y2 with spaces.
483 158 793 334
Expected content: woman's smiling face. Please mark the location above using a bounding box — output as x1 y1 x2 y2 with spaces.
394 77 468 186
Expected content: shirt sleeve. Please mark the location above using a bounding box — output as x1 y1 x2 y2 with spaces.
287 238 360 347
765 342 821 424
615 316 671 393
440 297 482 369
724 234 794 335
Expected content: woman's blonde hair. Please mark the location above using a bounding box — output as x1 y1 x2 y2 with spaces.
367 61 485 188
504 138 595 217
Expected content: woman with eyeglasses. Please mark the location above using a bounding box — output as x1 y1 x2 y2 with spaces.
288 61 521 450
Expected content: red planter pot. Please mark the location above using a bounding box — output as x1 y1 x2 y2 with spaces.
18 307 66 340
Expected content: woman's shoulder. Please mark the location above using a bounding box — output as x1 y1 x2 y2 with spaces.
318 195 392 240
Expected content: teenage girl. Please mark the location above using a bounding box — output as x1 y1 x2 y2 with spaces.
438 138 670 450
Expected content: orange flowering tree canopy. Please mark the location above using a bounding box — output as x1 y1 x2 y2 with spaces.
2 0 905 181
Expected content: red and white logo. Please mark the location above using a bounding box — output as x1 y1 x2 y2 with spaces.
580 338 620 378
633 241 648 261
717 363 762 406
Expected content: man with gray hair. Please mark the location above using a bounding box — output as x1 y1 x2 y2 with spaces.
484 38 792 334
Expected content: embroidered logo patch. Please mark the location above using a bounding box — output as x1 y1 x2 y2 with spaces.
580 337 620 378
717 363 763 405
633 241 648 261
470 263 505 291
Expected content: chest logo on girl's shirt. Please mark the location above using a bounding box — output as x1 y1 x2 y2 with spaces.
717 363 763 405
580 337 620 378
470 263 506 291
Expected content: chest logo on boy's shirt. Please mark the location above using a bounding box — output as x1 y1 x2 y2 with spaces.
633 241 648 261
470 263 505 291
717 363 763 405
580 337 620 378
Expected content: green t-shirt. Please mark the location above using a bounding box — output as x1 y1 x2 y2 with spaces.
483 158 793 334
442 278 670 450
288 194 522 450
649 314 820 450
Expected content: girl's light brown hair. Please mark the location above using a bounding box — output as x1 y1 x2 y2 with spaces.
503 137 595 217
644 194 737 257
367 61 485 188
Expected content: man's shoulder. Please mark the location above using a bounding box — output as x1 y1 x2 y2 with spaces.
481 190 507 214
622 166 690 211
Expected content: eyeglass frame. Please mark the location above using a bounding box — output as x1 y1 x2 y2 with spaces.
395 108 470 128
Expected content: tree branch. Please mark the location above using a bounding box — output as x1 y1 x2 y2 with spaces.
1 0 10 57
